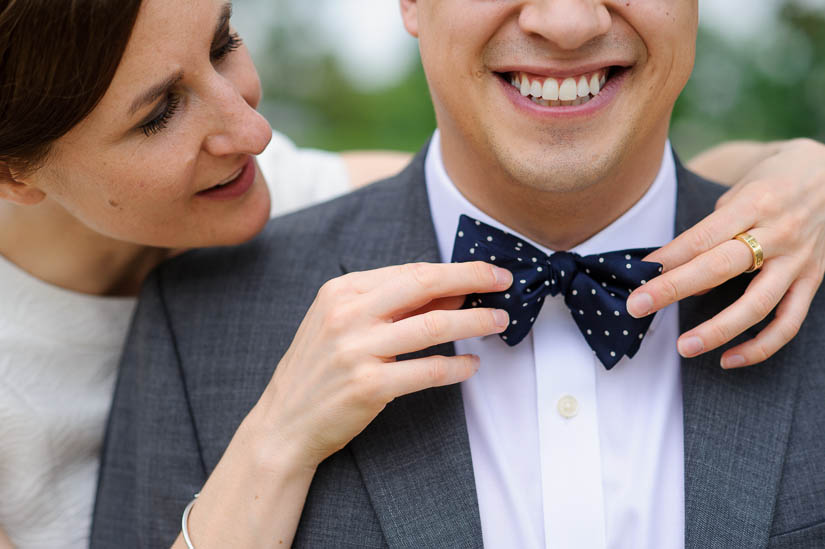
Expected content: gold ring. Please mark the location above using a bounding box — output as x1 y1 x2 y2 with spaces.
734 232 764 273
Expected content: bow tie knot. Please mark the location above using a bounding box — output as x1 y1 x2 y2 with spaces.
545 251 578 297
452 215 663 369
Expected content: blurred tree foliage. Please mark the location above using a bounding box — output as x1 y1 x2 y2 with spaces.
255 1 825 156
673 3 825 157
255 0 435 152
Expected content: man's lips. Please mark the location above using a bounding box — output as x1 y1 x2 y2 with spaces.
496 65 630 111
491 60 632 79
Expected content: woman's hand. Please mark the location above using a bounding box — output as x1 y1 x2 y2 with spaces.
627 138 825 368
175 261 511 549
256 261 511 467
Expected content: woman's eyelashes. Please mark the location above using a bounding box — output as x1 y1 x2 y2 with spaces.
137 30 242 137
211 32 242 63
140 93 181 137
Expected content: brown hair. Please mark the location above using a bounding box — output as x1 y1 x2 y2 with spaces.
0 0 143 175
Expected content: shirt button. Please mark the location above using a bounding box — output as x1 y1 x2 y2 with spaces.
557 395 579 419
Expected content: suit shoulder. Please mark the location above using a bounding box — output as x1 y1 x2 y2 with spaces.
262 174 408 242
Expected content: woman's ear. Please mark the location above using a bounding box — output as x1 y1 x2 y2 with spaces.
0 163 46 205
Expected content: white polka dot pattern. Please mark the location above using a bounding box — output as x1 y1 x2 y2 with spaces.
452 214 663 369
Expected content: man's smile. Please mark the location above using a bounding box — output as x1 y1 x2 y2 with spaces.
492 64 631 117
505 67 617 107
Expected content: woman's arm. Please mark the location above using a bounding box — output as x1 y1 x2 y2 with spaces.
687 141 783 186
336 140 788 191
337 140 790 190
341 151 412 188
168 262 513 548
0 527 14 549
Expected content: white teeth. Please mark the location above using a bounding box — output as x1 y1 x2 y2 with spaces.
510 70 609 105
589 74 601 96
542 78 559 100
520 75 531 96
559 78 578 101
577 76 590 97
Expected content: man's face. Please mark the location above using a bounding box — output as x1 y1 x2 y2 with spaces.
401 0 698 194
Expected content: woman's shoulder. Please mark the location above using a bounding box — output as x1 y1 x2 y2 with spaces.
0 253 136 347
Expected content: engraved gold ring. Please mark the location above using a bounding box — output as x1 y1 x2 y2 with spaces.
734 232 764 273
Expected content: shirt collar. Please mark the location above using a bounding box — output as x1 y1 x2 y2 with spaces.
424 129 677 265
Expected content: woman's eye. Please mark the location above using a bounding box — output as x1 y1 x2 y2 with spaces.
211 32 243 63
139 93 181 137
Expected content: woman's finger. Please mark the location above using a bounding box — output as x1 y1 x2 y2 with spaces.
383 354 482 398
714 181 746 210
366 261 512 318
374 307 508 357
675 259 794 358
335 261 499 293
719 275 820 368
628 233 766 318
392 295 467 322
332 262 442 294
643 200 758 273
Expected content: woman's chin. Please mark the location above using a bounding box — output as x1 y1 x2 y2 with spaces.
175 182 272 249
202 189 272 247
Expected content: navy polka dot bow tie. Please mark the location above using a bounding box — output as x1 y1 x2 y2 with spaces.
451 215 664 369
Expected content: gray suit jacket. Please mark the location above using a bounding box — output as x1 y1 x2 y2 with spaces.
91 148 825 548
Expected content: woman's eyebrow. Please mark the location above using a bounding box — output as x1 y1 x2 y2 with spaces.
128 2 232 117
212 2 233 43
129 72 184 116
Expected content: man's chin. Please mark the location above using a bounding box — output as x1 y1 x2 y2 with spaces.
495 146 621 196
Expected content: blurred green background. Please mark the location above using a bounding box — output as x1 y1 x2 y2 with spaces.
235 0 825 158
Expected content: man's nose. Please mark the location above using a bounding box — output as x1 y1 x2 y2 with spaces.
518 0 611 51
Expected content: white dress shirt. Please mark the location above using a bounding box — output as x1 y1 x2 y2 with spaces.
424 131 685 549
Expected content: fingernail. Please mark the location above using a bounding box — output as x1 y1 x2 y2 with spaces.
722 355 746 369
493 267 513 287
493 309 509 328
626 292 654 318
678 336 704 357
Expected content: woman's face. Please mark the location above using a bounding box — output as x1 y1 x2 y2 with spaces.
23 0 273 248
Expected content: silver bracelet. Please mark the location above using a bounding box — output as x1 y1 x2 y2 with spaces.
181 492 200 549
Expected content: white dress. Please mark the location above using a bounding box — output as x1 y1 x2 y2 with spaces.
0 131 350 549
258 130 351 217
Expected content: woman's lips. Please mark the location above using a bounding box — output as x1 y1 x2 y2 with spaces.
196 156 256 200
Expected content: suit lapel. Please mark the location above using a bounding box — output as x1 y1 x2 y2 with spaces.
675 165 800 548
340 146 484 547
